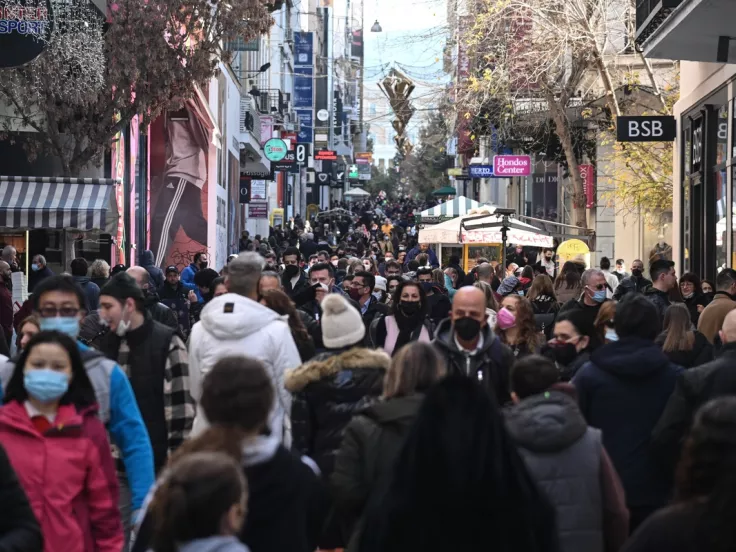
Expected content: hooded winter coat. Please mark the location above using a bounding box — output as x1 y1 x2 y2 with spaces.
73 276 100 312
331 394 425 552
573 337 682 515
505 389 629 552
188 293 302 442
139 250 165 290
432 318 515 405
285 347 388 478
0 401 123 552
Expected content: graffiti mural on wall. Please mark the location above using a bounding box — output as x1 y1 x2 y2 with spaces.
149 100 214 268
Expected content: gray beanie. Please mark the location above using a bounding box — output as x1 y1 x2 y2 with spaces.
320 293 365 349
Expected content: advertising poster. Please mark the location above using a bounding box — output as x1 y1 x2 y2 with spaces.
149 100 213 270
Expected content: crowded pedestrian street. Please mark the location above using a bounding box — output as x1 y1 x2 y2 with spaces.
1 0 736 551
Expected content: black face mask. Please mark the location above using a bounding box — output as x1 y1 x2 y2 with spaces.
632 268 643 278
399 300 421 316
283 264 300 278
544 341 579 367
454 317 481 340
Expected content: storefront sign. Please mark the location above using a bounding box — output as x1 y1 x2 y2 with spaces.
294 32 313 65
273 151 298 173
251 180 267 200
493 155 531 176
469 164 494 178
293 66 314 109
616 116 676 142
296 110 313 143
247 202 268 219
579 164 595 208
0 0 53 68
239 177 251 203
447 167 463 176
264 138 288 162
315 149 337 161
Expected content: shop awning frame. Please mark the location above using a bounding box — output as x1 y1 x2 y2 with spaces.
0 176 119 232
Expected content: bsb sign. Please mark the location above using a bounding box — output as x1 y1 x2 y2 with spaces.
616 116 676 142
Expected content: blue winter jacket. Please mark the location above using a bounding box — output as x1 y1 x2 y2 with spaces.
573 337 683 510
0 343 155 511
405 246 439 268
181 263 202 302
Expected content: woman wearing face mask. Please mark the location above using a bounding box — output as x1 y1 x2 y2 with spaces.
0 331 123 552
594 301 618 344
701 279 715 298
543 310 595 381
361 257 379 276
385 276 402 307
370 281 433 356
528 274 560 339
679 272 711 326
494 295 542 358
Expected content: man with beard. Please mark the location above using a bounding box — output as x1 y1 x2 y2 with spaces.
613 259 651 301
433 286 515 405
282 247 309 299
158 265 197 339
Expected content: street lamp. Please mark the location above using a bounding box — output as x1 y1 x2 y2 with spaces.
370 20 382 32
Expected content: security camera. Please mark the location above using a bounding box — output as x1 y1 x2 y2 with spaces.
494 208 516 216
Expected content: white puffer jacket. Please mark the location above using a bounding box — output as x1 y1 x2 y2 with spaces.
188 293 301 446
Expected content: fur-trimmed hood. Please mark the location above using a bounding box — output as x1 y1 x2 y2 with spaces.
285 347 390 392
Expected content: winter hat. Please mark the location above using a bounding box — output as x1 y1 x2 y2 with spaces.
100 272 144 303
321 293 365 349
497 276 520 296
374 275 387 292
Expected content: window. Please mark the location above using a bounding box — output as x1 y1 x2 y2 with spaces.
715 104 728 271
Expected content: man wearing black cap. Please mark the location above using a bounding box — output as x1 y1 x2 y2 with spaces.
96 273 195 474
158 265 197 340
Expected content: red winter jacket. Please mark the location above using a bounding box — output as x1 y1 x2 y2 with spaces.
0 401 123 552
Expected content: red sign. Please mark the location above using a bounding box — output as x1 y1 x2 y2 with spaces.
281 132 297 149
580 164 596 208
315 149 337 161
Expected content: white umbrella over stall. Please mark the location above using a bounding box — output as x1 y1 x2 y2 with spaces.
343 188 370 199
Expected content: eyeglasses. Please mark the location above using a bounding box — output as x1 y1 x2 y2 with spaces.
588 284 606 291
39 307 80 318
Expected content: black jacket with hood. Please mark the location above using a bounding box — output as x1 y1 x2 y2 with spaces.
432 318 515 405
139 250 165 290
285 347 389 477
573 337 683 510
331 394 425 552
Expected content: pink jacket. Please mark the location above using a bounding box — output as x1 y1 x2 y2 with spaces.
0 401 123 552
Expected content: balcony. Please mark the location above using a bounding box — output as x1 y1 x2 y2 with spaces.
637 0 736 62
240 95 261 152
635 0 682 45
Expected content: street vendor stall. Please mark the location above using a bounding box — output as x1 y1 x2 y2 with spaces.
416 196 490 225
419 209 554 271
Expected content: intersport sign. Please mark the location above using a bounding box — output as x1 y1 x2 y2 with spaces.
493 155 531 176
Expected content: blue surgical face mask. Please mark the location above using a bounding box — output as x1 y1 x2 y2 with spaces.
605 329 619 342
31 263 40 272
39 317 80 339
24 368 70 403
592 290 607 303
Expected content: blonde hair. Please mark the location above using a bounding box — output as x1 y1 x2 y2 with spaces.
384 342 446 398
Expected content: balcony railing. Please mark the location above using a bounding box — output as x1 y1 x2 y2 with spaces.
635 0 683 45
240 95 261 144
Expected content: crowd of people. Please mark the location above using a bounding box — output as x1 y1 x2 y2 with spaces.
0 197 734 552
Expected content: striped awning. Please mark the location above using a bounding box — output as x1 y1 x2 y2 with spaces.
0 177 119 232
417 196 490 224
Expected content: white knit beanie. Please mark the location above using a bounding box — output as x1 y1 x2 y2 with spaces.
321 293 366 348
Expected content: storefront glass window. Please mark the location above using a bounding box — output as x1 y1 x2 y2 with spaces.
466 245 501 271
717 104 729 165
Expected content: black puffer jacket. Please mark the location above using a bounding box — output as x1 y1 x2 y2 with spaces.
285 347 389 478
612 275 652 301
331 394 424 552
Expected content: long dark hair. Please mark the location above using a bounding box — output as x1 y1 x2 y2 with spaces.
260 289 314 360
391 281 428 320
527 274 556 302
6 331 96 408
359 376 558 552
675 397 736 552
554 262 581 290
494 295 541 352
